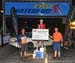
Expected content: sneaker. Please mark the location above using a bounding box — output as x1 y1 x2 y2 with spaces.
20 57 23 59
22 57 26 61
53 57 56 60
57 57 61 60
20 57 24 60
64 47 68 50
24 56 27 58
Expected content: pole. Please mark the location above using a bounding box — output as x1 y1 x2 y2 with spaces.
44 54 48 63
2 0 6 35
2 0 6 46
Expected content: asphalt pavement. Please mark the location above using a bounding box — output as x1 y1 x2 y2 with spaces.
0 45 75 63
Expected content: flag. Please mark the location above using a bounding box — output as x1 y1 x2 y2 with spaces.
11 7 18 35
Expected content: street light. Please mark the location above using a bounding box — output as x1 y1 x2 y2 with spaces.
70 20 75 29
0 10 4 13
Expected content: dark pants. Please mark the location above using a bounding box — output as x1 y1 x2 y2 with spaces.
21 44 27 52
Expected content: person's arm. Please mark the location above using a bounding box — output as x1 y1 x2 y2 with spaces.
50 35 53 39
49 34 53 39
60 33 63 46
60 33 63 42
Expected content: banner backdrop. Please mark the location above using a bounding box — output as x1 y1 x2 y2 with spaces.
5 2 70 16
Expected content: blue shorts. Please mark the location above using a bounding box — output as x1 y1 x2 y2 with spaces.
53 42 61 51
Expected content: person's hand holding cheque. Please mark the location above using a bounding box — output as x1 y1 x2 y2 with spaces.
49 35 53 39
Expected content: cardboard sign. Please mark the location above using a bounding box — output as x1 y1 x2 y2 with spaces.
21 37 26 44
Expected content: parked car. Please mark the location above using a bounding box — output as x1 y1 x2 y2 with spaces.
9 32 53 48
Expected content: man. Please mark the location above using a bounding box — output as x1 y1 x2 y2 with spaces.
50 27 63 59
37 19 46 47
38 19 46 29
17 28 27 58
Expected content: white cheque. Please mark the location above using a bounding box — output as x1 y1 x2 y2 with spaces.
32 29 49 40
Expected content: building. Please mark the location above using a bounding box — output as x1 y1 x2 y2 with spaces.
1 0 73 35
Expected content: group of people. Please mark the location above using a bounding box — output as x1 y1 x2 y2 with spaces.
17 19 63 59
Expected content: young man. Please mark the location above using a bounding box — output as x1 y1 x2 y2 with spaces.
17 28 27 58
37 19 46 47
50 27 63 59
38 19 46 29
